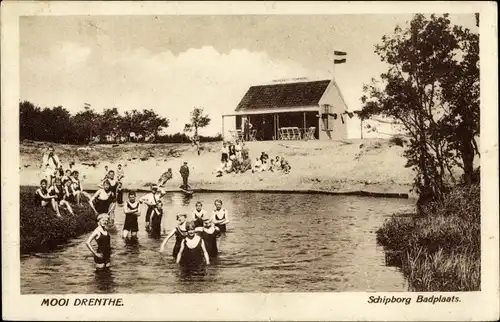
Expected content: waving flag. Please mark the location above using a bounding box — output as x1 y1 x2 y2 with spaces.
334 51 347 64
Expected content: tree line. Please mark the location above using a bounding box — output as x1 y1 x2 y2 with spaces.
360 13 479 203
19 101 220 144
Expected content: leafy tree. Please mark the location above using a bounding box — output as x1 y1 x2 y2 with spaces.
184 107 211 139
72 106 100 143
360 14 479 203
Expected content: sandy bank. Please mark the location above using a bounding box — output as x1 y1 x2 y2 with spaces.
20 139 415 198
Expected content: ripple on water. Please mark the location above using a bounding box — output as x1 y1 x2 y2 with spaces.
21 192 412 293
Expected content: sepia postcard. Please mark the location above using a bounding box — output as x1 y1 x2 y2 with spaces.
1 1 499 321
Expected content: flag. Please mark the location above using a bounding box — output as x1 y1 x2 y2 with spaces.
334 50 347 64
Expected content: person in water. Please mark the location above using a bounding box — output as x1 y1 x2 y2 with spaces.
192 201 207 228
89 180 115 217
212 199 229 233
86 213 112 269
149 200 164 238
34 179 56 208
48 177 74 216
201 218 220 258
122 191 140 240
176 221 210 268
139 184 165 232
160 213 187 259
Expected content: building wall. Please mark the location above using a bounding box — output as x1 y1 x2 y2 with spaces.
317 80 349 141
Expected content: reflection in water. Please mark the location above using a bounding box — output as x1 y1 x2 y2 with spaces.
21 192 414 293
93 268 116 293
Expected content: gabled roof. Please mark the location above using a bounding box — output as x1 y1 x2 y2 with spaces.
235 80 331 111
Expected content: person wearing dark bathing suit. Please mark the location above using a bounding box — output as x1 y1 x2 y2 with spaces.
48 177 74 216
139 184 165 232
176 221 210 269
69 170 92 205
201 218 220 258
86 214 112 269
192 201 207 229
212 199 229 233
122 191 140 240
89 180 115 217
34 179 56 209
149 200 164 238
160 213 188 259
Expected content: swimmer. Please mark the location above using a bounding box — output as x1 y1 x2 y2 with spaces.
160 213 187 259
122 191 140 240
89 180 115 217
86 213 112 269
149 200 164 238
48 177 74 216
201 218 220 258
157 168 173 187
139 184 165 232
69 170 92 205
176 221 210 268
192 201 207 229
212 199 229 233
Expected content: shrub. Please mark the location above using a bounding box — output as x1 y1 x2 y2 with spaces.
20 186 97 253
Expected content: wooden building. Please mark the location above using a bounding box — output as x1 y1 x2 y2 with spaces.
222 79 350 141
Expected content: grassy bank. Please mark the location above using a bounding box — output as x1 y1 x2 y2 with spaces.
20 186 96 254
376 184 480 291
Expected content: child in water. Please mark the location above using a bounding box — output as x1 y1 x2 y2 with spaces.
89 180 115 217
86 213 112 269
149 200 164 238
201 218 220 258
212 199 229 233
160 213 188 259
122 191 140 240
192 201 207 228
176 221 210 268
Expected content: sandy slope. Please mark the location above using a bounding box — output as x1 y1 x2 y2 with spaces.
20 139 415 196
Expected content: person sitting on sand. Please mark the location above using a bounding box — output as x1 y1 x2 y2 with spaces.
34 179 56 208
176 221 210 269
160 213 188 259
240 157 252 173
157 168 173 187
41 146 60 187
201 218 220 259
232 157 242 174
86 213 112 270
192 201 207 228
89 180 115 217
149 200 164 238
139 184 165 232
253 157 263 173
69 170 91 205
116 163 125 182
260 152 269 164
123 191 140 240
62 169 72 183
280 157 291 174
212 199 229 233
48 177 74 217
179 162 190 190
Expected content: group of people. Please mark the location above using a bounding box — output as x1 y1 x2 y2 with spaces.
216 140 291 176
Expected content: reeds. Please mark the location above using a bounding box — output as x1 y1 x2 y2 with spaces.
377 184 480 291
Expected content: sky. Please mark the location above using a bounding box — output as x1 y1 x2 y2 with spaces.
20 14 477 137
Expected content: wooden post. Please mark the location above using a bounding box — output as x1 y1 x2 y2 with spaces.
360 119 363 139
277 114 280 140
303 112 306 139
221 115 224 141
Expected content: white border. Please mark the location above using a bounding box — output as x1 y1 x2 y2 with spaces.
2 1 498 321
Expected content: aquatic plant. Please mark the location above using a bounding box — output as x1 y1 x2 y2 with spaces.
376 184 480 291
20 186 97 253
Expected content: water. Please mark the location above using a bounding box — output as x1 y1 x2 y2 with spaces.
21 192 413 293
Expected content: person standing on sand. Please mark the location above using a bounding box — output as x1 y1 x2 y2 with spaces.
86 213 112 270
179 162 190 190
221 142 229 163
41 146 60 187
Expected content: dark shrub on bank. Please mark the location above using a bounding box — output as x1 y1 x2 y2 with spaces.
20 186 96 254
376 184 480 291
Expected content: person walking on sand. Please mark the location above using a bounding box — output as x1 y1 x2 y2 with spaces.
179 161 190 190
86 214 112 270
41 146 60 187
